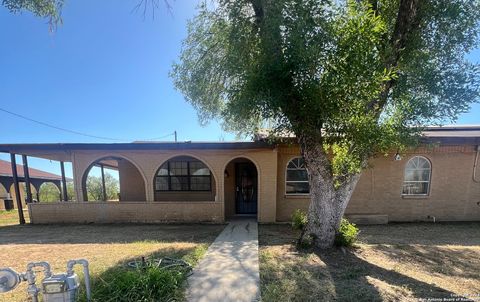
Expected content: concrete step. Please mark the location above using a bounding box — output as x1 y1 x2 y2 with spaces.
345 214 389 225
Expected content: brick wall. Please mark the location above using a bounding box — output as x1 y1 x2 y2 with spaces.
275 144 480 222
118 158 147 201
65 148 278 223
28 201 223 223
29 143 480 224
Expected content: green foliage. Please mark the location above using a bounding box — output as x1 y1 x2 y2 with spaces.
86 172 119 201
334 219 359 247
82 245 208 302
86 265 188 302
291 209 308 231
66 182 75 201
171 0 480 181
38 182 60 202
2 0 64 28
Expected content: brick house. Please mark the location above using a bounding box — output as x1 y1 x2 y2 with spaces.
0 126 479 224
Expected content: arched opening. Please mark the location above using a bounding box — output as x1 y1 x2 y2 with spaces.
153 156 216 201
82 156 146 202
224 157 258 220
9 183 38 204
0 183 9 210
38 182 61 202
0 183 7 199
402 156 432 196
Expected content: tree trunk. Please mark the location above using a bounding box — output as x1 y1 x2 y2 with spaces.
300 140 361 249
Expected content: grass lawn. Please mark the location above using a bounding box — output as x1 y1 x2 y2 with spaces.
0 221 224 302
259 223 480 302
0 209 30 226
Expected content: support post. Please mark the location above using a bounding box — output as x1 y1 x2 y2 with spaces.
101 164 107 201
174 130 177 142
60 161 68 201
10 154 25 224
22 155 33 204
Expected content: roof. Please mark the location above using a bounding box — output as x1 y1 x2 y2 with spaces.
418 125 480 145
0 141 274 153
0 159 64 181
255 125 480 144
0 141 275 162
421 125 480 137
0 126 478 161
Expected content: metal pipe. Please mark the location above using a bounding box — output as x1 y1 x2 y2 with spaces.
473 145 480 183
100 165 107 201
22 155 33 204
25 262 52 302
10 154 25 224
67 259 91 301
26 261 52 278
60 161 68 201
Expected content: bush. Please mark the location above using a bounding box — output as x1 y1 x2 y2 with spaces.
81 245 210 302
291 209 308 231
86 265 188 302
335 218 359 247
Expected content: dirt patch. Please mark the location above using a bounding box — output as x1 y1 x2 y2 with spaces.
259 223 480 302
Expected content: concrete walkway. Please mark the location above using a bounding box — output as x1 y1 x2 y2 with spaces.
186 219 260 302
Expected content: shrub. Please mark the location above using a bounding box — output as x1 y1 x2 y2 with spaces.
86 265 188 302
291 209 308 231
81 245 209 302
335 218 359 247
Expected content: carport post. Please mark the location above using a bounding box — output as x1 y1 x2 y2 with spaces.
22 155 33 204
10 154 25 224
100 164 107 201
60 161 68 201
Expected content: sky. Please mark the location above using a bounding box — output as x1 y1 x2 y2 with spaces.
0 0 479 177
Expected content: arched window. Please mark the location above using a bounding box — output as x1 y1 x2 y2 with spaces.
155 156 212 191
402 156 431 196
286 157 309 195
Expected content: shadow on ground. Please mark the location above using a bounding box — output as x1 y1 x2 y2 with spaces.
259 224 479 302
317 248 462 301
0 223 225 245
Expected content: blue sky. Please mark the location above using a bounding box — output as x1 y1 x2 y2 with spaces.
0 0 479 177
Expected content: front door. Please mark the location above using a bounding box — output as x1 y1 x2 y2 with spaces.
235 162 258 214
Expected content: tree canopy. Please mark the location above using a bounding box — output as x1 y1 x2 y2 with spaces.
172 0 480 247
172 0 480 178
38 182 60 202
2 0 64 28
86 173 119 201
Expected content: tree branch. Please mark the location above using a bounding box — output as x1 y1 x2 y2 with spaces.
369 0 421 114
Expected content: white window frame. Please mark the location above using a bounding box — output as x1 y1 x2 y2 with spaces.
285 157 310 196
401 156 432 196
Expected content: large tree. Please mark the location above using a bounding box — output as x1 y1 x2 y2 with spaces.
171 0 480 248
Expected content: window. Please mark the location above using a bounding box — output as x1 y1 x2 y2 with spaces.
155 158 211 191
286 157 310 194
402 156 431 196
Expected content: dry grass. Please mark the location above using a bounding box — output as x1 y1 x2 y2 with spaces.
259 223 480 302
0 210 30 226
0 223 224 302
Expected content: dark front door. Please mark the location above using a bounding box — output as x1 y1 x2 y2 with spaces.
235 162 258 214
